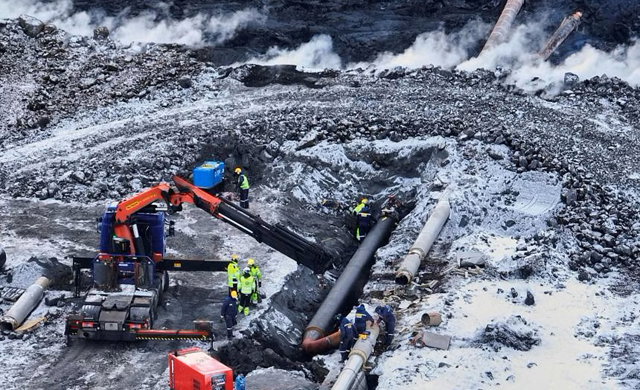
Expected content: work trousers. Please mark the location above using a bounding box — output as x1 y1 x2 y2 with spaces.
239 188 249 209
224 315 236 338
239 292 251 312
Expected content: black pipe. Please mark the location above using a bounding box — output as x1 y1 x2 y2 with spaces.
302 212 398 353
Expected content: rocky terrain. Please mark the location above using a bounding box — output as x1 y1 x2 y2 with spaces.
0 1 639 389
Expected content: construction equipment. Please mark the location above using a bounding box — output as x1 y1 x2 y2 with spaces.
65 162 333 341
168 347 233 390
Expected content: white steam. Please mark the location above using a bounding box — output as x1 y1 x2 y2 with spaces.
244 34 342 71
349 20 490 70
0 0 265 46
248 16 639 89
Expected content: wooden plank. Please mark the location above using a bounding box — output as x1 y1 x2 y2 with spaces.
15 316 46 333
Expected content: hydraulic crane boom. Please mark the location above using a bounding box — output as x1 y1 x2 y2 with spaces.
171 176 331 273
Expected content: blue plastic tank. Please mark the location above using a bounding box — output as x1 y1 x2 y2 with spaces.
193 161 224 189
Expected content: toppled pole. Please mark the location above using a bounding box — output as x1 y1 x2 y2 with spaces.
480 0 525 55
0 276 50 331
539 11 583 60
301 201 400 355
331 323 380 390
395 199 450 285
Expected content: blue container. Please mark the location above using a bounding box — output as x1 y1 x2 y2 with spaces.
193 160 224 189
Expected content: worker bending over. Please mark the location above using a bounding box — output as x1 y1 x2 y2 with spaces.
238 267 255 315
248 258 262 305
354 304 374 335
220 290 238 339
227 254 240 296
234 167 250 209
375 305 396 346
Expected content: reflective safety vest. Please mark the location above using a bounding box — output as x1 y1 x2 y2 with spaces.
227 262 239 287
353 202 365 214
239 173 249 190
239 274 255 294
250 265 262 281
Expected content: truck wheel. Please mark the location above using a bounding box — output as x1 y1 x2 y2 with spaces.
162 271 170 293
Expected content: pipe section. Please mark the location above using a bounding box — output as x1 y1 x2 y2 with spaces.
396 199 450 285
480 0 525 55
300 331 341 355
302 211 398 354
331 323 380 390
539 12 582 60
0 276 50 331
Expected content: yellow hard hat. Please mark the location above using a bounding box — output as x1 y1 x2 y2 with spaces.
231 290 238 298
361 198 368 204
248 258 255 266
234 167 242 174
231 254 239 261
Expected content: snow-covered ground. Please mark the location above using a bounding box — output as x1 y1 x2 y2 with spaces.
1 13 640 390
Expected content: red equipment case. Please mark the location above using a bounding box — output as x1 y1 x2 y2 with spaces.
168 347 233 390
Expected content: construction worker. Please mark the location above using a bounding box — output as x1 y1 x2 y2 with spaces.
355 202 375 242
227 254 240 296
238 267 255 315
352 197 367 215
234 373 246 390
335 314 356 362
354 304 374 335
248 258 262 305
220 290 238 339
374 305 396 346
234 167 250 209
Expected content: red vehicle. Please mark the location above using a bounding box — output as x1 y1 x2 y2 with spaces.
169 347 233 390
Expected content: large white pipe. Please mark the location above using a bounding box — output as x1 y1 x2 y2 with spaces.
0 276 50 331
480 0 525 55
331 323 380 390
395 199 450 285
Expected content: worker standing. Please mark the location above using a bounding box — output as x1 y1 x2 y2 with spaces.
248 258 262 305
220 290 238 339
227 254 240 296
335 314 356 362
352 197 367 215
355 202 375 242
234 167 250 209
354 304 374 335
374 305 396 346
238 267 255 315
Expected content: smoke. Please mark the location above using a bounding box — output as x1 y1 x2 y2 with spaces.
244 34 342 71
458 19 640 90
0 0 265 46
349 20 490 70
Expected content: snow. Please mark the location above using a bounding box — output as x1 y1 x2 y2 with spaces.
373 277 639 389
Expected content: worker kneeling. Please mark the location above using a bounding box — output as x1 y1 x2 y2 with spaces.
238 267 255 315
220 290 238 339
